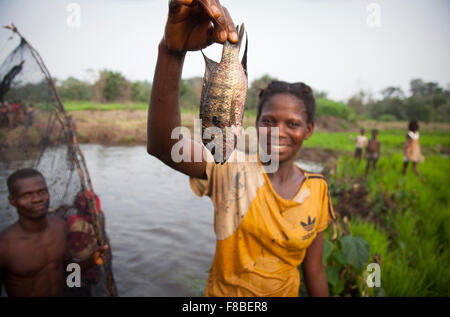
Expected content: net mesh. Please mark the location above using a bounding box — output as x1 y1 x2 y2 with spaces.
0 38 81 210
0 25 116 296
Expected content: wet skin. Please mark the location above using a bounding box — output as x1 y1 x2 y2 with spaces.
256 93 314 200
0 175 68 296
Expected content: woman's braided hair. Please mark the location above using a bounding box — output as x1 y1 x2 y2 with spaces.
256 81 316 124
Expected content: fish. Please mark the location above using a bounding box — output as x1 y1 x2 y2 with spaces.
199 23 248 164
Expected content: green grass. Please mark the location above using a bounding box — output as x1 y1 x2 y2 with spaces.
62 100 205 115
349 218 390 259
332 153 450 296
304 131 450 152
63 100 148 111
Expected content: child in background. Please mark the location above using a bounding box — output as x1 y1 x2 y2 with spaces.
351 128 368 161
402 120 424 181
365 129 380 175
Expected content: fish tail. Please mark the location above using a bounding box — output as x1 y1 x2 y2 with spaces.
237 23 245 49
222 23 245 61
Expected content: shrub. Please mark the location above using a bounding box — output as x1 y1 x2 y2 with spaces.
316 98 356 123
377 114 397 122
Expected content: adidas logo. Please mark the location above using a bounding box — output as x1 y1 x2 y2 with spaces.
301 216 316 232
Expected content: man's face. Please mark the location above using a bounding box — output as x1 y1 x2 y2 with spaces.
8 175 50 220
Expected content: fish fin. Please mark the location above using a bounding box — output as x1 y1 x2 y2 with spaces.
200 50 218 115
235 24 248 77
241 31 248 77
201 50 218 77
237 23 245 48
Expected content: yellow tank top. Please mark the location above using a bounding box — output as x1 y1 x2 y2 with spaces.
190 150 335 297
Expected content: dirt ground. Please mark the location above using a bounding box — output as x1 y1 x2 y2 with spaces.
70 110 148 145
69 110 450 149
69 110 362 145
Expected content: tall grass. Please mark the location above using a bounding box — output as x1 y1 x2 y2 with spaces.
63 101 206 115
304 131 450 152
333 153 450 296
63 101 147 111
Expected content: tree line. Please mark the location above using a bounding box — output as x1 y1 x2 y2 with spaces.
348 79 450 122
57 70 151 104
6 69 450 122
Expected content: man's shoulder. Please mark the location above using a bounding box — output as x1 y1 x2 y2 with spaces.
0 222 21 255
0 222 21 242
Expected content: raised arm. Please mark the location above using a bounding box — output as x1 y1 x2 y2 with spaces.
147 0 237 179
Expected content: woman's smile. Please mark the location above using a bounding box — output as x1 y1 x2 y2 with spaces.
257 93 313 164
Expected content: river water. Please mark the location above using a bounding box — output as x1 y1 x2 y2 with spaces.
0 144 322 296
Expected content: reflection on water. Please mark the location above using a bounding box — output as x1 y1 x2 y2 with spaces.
0 144 324 296
295 159 324 174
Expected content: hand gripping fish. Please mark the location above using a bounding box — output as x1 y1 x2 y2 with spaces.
199 23 248 164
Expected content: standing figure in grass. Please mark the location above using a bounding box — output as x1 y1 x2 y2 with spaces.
350 128 368 162
365 129 380 175
147 0 335 297
402 120 424 181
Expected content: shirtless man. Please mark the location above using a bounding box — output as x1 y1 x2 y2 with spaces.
365 129 380 176
0 168 108 297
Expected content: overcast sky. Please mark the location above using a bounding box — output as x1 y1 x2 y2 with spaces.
0 0 449 101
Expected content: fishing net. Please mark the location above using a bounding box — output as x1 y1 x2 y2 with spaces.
0 25 117 296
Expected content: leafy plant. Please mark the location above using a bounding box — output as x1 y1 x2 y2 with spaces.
321 221 381 297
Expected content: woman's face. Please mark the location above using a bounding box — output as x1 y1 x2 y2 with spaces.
256 93 313 164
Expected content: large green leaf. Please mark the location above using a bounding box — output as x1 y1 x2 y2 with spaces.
325 266 339 287
332 279 346 296
333 250 347 265
341 236 370 270
323 240 334 264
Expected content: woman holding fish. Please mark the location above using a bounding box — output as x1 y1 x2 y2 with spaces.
147 0 335 297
